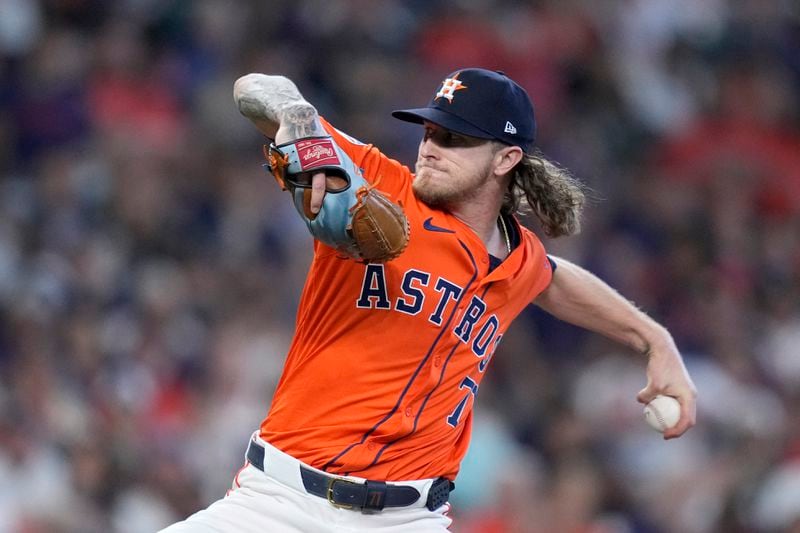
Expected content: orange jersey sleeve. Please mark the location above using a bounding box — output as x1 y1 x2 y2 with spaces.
319 117 412 196
261 121 553 482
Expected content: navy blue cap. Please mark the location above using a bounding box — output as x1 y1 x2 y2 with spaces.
392 68 536 152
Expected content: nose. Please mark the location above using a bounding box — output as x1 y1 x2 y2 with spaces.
419 137 438 159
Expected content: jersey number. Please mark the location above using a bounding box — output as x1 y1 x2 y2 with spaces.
446 376 479 427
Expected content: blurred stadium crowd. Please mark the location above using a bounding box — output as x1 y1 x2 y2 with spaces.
0 0 799 532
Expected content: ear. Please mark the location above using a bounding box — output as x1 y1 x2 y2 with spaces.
492 146 523 177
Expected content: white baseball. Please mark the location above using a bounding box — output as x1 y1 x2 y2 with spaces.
643 395 681 433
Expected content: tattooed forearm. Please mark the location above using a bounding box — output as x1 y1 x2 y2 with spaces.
282 102 325 139
233 74 325 140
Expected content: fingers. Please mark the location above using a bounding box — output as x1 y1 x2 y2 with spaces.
640 343 698 440
638 383 697 440
639 389 697 440
308 173 349 214
662 392 697 440
636 386 655 405
309 172 327 214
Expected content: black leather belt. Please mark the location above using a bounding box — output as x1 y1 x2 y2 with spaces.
246 440 453 513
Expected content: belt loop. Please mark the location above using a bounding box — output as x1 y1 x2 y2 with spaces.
362 480 388 512
246 439 265 471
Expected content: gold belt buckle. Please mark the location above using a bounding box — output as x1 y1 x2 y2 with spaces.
326 476 359 510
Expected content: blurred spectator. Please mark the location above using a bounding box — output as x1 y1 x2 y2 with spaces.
1 1 799 531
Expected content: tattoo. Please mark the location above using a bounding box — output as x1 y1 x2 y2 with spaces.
236 94 272 121
283 102 326 138
235 74 325 141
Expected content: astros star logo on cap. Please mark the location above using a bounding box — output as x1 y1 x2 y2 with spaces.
434 72 467 103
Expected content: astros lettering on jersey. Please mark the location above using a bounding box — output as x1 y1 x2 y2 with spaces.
261 118 553 482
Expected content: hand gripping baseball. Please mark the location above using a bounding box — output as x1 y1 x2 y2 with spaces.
637 338 697 440
266 137 410 263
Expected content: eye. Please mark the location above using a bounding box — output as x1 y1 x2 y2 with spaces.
444 132 467 146
421 126 478 148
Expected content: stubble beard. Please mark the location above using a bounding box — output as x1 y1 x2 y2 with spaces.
413 161 492 209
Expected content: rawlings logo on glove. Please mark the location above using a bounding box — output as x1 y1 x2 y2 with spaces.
265 136 410 263
298 141 338 165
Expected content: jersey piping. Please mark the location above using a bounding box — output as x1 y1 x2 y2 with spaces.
323 240 479 471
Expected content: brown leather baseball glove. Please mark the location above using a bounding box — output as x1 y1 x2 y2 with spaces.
347 184 410 262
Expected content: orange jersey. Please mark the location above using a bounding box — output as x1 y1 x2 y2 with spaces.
260 118 553 481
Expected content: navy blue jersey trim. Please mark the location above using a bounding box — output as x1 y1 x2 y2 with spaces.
487 254 502 272
323 240 478 471
367 339 462 469
363 242 480 469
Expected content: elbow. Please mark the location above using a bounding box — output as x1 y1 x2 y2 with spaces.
233 73 266 104
233 73 298 101
233 73 302 117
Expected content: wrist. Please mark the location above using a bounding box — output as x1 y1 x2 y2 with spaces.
630 320 672 358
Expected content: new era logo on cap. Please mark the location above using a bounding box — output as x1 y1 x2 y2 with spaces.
392 68 536 152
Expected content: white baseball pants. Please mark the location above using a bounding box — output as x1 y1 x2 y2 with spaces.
159 435 452 532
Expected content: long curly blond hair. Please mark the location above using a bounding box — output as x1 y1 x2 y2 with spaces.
503 151 586 237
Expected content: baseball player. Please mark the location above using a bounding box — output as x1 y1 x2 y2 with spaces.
161 68 697 532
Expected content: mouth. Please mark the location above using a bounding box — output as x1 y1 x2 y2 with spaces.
416 161 444 174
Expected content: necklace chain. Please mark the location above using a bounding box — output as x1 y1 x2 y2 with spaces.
498 215 512 255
